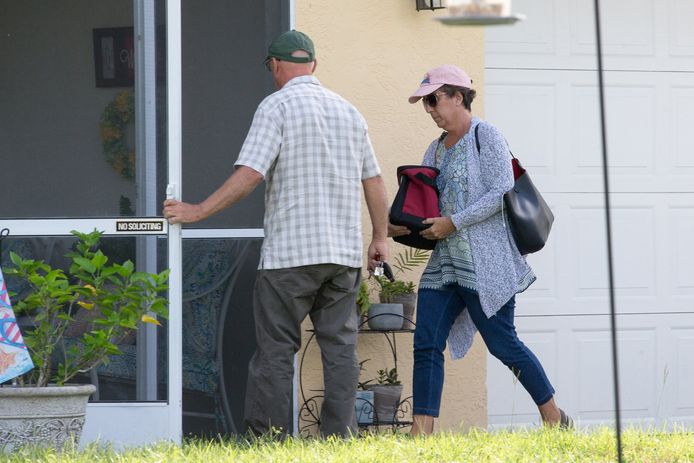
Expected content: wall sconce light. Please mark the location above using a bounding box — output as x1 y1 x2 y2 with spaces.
436 0 525 25
416 0 445 11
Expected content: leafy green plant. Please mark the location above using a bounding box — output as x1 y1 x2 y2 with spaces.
377 279 416 303
358 361 401 389
390 248 429 275
376 367 401 386
357 359 373 390
6 229 169 387
374 248 429 302
356 280 371 316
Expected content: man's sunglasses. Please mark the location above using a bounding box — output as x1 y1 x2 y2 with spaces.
264 57 280 71
423 92 447 107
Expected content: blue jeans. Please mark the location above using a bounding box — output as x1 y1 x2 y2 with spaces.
413 286 555 417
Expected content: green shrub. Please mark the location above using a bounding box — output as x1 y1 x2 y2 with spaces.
7 229 169 387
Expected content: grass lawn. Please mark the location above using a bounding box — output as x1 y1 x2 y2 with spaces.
1 427 693 462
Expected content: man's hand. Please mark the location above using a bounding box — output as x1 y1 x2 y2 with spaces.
420 216 455 240
162 200 204 224
367 238 389 273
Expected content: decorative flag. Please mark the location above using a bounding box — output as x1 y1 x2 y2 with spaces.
0 266 34 384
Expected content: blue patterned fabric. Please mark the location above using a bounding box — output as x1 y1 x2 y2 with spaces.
97 240 249 395
420 137 478 292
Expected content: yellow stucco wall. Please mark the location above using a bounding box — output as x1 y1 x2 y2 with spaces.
295 0 487 433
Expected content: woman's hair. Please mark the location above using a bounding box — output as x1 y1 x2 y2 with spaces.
439 84 476 110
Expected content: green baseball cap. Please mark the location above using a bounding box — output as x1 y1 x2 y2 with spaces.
265 30 315 63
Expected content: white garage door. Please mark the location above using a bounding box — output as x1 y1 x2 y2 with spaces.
484 0 694 429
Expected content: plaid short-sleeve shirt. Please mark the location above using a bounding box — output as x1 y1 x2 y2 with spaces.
235 76 381 269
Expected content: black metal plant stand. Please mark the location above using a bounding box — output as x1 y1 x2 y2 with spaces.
298 315 415 436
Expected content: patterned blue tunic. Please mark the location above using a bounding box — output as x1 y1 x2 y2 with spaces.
419 137 478 292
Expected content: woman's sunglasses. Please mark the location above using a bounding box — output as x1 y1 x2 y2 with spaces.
422 92 447 108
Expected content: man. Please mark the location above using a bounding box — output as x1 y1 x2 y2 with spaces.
163 30 389 438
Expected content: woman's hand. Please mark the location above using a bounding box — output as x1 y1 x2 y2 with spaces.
388 222 411 238
420 217 455 240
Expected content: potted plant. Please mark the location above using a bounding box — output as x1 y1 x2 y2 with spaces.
356 279 371 329
377 279 415 329
354 359 374 425
0 229 169 452
367 367 403 424
373 248 429 330
357 276 404 331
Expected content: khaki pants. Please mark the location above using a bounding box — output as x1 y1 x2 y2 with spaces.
243 264 360 438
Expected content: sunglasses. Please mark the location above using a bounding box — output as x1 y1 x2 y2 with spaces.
264 57 281 72
422 92 448 108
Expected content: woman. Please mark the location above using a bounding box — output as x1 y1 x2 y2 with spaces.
391 65 572 435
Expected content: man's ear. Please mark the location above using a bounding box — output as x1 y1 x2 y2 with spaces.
272 59 281 77
271 60 282 89
311 59 318 73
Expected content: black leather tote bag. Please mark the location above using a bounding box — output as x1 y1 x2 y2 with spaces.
475 124 554 255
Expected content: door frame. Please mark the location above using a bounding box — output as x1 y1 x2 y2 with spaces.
0 0 184 447
0 216 181 446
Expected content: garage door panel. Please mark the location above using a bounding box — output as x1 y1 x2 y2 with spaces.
669 0 694 57
574 329 656 417
487 0 694 71
672 329 694 413
670 207 694 295
488 315 694 429
485 83 557 177
671 86 694 170
570 79 659 184
515 194 694 316
573 205 656 298
572 84 656 170
569 0 655 59
487 69 694 193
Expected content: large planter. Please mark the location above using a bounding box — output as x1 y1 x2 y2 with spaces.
0 384 96 452
367 384 403 424
367 303 404 330
381 293 417 330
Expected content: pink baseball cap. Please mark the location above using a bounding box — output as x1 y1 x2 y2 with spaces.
408 65 473 104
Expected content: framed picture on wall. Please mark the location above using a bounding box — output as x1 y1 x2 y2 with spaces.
93 27 134 87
